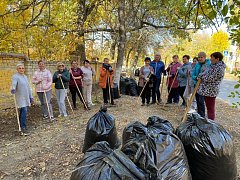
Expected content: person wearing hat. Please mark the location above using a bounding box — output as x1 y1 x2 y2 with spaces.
139 57 154 106
53 62 70 117
192 52 211 118
11 63 34 136
150 52 165 104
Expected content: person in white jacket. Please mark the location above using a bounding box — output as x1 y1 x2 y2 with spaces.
11 63 33 136
81 60 95 108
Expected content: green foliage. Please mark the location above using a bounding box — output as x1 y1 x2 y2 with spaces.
229 70 240 108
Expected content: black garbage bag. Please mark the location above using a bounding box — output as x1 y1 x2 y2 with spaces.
147 116 174 133
113 83 121 99
122 119 191 180
82 107 120 153
176 113 237 180
71 141 148 180
120 76 128 95
129 82 138 96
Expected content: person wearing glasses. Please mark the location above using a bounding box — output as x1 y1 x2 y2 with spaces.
11 63 34 136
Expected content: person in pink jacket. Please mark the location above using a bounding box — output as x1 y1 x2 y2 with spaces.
166 55 182 104
32 60 54 120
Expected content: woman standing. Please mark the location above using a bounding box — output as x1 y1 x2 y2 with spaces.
69 60 84 110
81 60 95 109
32 60 54 120
53 62 70 117
166 55 182 104
197 52 226 120
139 57 154 106
11 63 33 136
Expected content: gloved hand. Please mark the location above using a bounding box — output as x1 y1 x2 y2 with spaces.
11 89 16 94
145 77 149 81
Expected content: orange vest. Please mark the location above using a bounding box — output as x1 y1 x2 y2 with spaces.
99 67 114 88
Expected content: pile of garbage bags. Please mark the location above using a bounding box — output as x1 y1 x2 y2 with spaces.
73 111 237 180
120 76 138 96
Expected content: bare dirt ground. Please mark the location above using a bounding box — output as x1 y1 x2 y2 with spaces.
0 94 239 180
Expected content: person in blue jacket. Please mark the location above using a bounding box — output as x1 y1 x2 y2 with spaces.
192 52 211 118
150 52 165 104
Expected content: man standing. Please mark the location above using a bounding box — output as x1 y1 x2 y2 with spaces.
150 52 165 104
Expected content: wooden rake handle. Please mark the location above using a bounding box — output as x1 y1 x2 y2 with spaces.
182 79 201 122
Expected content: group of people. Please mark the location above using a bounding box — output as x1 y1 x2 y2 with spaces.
139 51 226 121
11 51 225 136
11 59 97 135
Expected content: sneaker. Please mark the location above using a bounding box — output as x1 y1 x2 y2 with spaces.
146 103 150 106
64 114 68 117
50 116 55 121
20 129 29 136
58 114 63 118
151 102 156 104
111 103 117 107
141 103 145 106
43 115 48 120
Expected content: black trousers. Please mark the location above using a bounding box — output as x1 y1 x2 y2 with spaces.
102 82 114 104
179 86 186 105
167 87 179 103
69 86 84 108
139 83 151 104
196 92 205 118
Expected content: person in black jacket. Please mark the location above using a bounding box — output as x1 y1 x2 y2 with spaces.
53 62 70 117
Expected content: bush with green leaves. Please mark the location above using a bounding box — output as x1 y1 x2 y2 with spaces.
228 71 240 108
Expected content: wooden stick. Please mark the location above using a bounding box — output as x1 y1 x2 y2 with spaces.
43 90 52 119
182 79 201 122
160 57 167 101
167 69 179 99
13 93 21 132
107 76 112 104
59 76 75 116
138 74 152 101
164 65 172 103
69 71 88 109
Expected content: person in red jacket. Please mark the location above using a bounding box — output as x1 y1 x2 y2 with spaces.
99 58 116 106
166 55 182 104
69 60 84 110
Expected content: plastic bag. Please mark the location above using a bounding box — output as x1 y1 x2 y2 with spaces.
122 117 191 180
71 141 148 180
176 113 237 180
82 107 120 153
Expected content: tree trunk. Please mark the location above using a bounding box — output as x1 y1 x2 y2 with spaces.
114 0 126 86
126 47 133 68
110 33 117 61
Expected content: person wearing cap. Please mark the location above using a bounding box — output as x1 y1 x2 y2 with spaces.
197 52 226 120
69 60 84 110
53 62 70 117
192 52 211 118
32 60 54 120
11 63 33 136
150 52 165 104
139 57 154 106
99 57 115 106
81 60 96 109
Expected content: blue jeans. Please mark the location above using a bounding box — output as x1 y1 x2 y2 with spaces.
19 107 28 129
152 78 161 103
